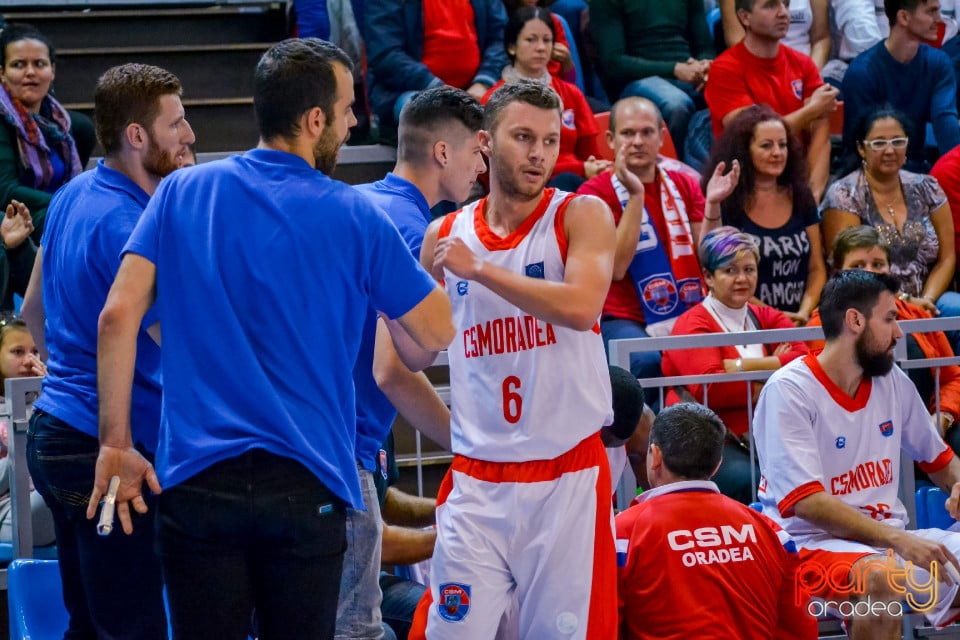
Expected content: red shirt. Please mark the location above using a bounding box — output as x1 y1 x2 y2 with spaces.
661 303 808 437
422 0 481 89
705 41 824 137
931 144 960 254
616 481 818 640
577 168 705 323
482 76 600 177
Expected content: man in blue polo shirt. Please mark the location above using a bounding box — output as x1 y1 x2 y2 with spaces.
338 86 485 640
19 63 194 639
842 0 960 172
91 39 454 639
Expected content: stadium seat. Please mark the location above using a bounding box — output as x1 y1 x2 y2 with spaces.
915 486 955 529
593 112 679 162
8 559 68 640
749 501 762 513
0 542 58 563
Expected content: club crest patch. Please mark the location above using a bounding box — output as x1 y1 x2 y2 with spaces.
791 79 803 100
878 420 894 437
562 108 576 129
438 583 471 622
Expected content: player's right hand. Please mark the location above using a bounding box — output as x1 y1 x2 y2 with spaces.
433 236 483 281
891 530 960 585
87 444 162 535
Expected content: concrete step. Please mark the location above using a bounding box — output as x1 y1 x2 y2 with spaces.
1 4 287 49
52 43 270 105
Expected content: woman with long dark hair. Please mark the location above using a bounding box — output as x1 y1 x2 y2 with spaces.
699 104 826 325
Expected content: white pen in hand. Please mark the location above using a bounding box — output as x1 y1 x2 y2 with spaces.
96 475 121 536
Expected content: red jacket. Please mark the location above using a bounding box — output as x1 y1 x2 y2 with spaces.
661 303 809 437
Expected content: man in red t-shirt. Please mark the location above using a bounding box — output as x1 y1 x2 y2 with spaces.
615 402 817 640
577 97 705 381
931 143 960 266
705 0 837 202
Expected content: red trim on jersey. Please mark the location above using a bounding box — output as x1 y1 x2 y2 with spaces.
804 354 872 412
437 211 457 241
552 192 575 264
918 445 955 474
586 435 617 639
450 431 603 483
474 189 556 251
778 480 825 518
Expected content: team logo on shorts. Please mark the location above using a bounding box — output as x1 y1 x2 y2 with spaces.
878 420 894 437
437 583 471 622
791 79 803 100
525 261 545 279
562 108 576 129
456 281 470 296
836 437 846 449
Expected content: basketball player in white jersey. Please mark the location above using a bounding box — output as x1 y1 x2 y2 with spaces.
409 80 618 639
755 270 960 638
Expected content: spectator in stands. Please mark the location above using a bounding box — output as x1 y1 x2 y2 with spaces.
364 0 508 142
341 86 482 640
701 105 826 324
91 40 453 639
483 6 607 191
822 0 884 90
616 402 817 640
0 317 53 547
754 269 960 639
502 0 576 81
931 141 960 261
0 24 89 242
706 0 837 202
720 0 831 68
662 226 809 504
822 106 960 324
20 62 194 640
807 225 960 445
0 200 36 313
589 0 714 165
842 0 960 172
577 97 710 379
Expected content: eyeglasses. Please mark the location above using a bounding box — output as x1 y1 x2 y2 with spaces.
862 137 909 151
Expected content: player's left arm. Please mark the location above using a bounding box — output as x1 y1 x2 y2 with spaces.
433 195 615 331
20 246 46 360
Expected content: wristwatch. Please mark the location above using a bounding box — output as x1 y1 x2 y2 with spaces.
897 291 911 302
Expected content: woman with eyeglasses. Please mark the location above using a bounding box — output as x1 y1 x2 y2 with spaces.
822 106 959 320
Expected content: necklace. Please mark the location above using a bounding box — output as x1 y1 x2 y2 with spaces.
865 172 902 222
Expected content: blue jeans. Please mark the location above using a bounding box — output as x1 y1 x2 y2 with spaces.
336 467 384 639
620 77 705 159
157 448 347 640
26 410 166 640
600 317 662 381
380 572 427 640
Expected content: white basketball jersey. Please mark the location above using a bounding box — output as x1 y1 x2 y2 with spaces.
755 355 952 544
438 189 613 462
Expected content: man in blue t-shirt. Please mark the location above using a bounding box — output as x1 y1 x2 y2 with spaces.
91 39 454 639
19 64 195 640
843 0 960 172
338 86 485 640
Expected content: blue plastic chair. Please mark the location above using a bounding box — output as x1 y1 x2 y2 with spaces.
915 486 955 529
8 559 68 640
749 501 762 513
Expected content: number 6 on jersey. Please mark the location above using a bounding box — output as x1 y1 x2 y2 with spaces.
502 376 522 424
